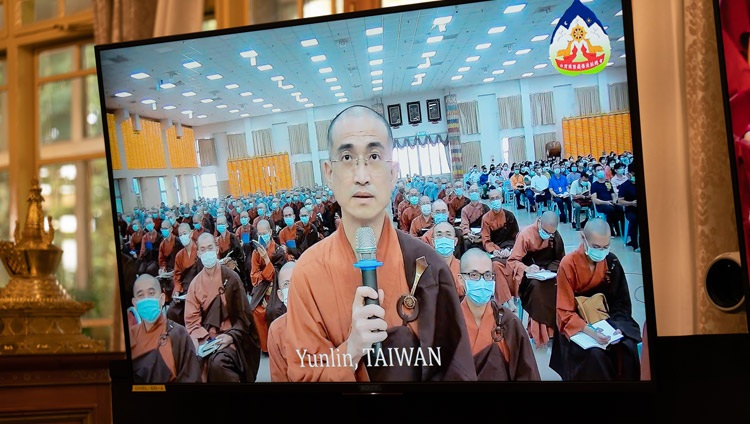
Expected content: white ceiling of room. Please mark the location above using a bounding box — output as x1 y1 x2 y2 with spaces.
97 0 627 126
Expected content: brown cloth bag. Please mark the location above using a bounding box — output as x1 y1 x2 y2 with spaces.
575 293 610 324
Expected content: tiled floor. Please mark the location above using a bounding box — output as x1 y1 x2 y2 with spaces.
255 200 646 382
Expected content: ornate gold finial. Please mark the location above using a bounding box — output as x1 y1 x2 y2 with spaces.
0 177 104 355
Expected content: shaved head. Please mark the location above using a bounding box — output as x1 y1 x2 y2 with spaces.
540 211 559 227
432 199 448 214
433 221 455 236
196 232 215 249
257 219 271 232
327 105 393 156
460 248 493 273
419 196 431 206
133 274 160 297
583 217 610 239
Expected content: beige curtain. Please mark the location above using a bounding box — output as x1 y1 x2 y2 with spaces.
458 101 480 135
498 95 523 129
252 129 273 156
198 138 217 166
315 119 332 152
295 161 315 188
92 0 157 44
575 86 601 116
227 133 248 160
461 141 482 170
153 0 203 37
530 92 555 126
508 136 527 165
289 123 311 155
608 82 630 112
533 132 556 160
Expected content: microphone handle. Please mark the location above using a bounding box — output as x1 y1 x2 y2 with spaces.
361 268 383 356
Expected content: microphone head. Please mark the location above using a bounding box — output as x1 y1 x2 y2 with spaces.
355 226 377 261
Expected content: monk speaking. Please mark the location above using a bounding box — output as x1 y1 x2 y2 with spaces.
284 105 476 382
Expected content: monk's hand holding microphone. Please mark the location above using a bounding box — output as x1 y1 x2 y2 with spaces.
347 227 388 368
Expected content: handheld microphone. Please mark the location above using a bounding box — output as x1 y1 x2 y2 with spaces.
354 226 384 358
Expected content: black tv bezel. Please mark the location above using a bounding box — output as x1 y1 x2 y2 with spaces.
96 0 659 394
712 0 750 326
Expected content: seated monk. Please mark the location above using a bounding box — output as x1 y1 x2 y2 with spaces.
267 261 296 382
550 218 642 381
184 233 261 383
249 219 287 353
129 274 202 383
507 212 565 349
480 188 519 308
429 221 464 301
458 249 541 381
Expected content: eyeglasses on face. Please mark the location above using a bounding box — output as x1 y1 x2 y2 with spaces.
330 152 392 172
460 271 495 281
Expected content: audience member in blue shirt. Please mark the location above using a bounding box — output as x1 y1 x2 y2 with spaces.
548 164 572 223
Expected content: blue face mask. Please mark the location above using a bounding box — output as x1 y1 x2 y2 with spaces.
433 213 448 225
259 233 271 246
161 229 171 238
293 196 298 202
434 237 455 257
596 171 606 179
193 223 201 230
271 203 278 211
132 224 140 232
585 239 609 262
490 199 502 211
617 169 626 175
465 278 495 305
571 167 578 172
124 217 131 223
469 192 480 202
529 171 537 177
300 216 310 225
321 196 328 203
217 224 227 234
305 205 313 211
455 188 464 197
409 196 419 205
145 223 155 232
554 168 561 175
200 250 218 268
538 225 551 240
136 297 162 324
420 204 432 215
284 217 295 227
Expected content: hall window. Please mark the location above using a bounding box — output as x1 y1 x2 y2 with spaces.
193 175 201 199
393 144 450 178
158 176 168 204
0 58 7 154
201 173 219 199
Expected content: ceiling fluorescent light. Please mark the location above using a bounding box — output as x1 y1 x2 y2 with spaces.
458 66 470 72
531 35 549 42
466 56 480 62
369 59 383 66
225 83 239 89
522 72 534 77
201 98 214 103
366 27 383 36
319 67 333 73
183 60 201 69
483 77 495 82
476 43 491 50
114 91 132 97
304 103 314 107
311 55 327 62
240 91 253 96
488 26 506 34
163 105 176 110
325 77 338 83
257 64 273 71
368 45 383 53
426 35 443 43
301 38 318 47
503 4 526 14
159 82 175 89
206 74 223 80
216 104 228 108
516 48 532 55
240 50 258 58
130 72 150 79
182 91 196 97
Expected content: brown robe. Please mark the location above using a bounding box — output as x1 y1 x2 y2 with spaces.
250 238 280 352
173 242 197 294
284 215 477 382
184 265 261 382
409 213 434 237
267 313 288 382
461 300 540 381
550 246 641 381
399 204 421 232
459 202 486 236
480 209 519 305
507 224 565 348
158 234 180 271
450 195 470 222
129 314 202 383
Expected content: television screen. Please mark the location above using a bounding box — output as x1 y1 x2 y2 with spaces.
716 0 750 314
97 0 656 390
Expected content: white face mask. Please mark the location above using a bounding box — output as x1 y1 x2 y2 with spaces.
179 234 191 246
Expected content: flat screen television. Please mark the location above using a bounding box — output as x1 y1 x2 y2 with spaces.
96 0 657 397
715 0 750 318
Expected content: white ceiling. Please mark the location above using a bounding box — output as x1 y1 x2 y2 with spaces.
97 0 628 126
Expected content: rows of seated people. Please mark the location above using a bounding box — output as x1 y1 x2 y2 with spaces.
123 150 643 384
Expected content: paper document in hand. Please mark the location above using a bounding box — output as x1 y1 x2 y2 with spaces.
197 338 222 357
527 270 556 280
570 320 623 350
